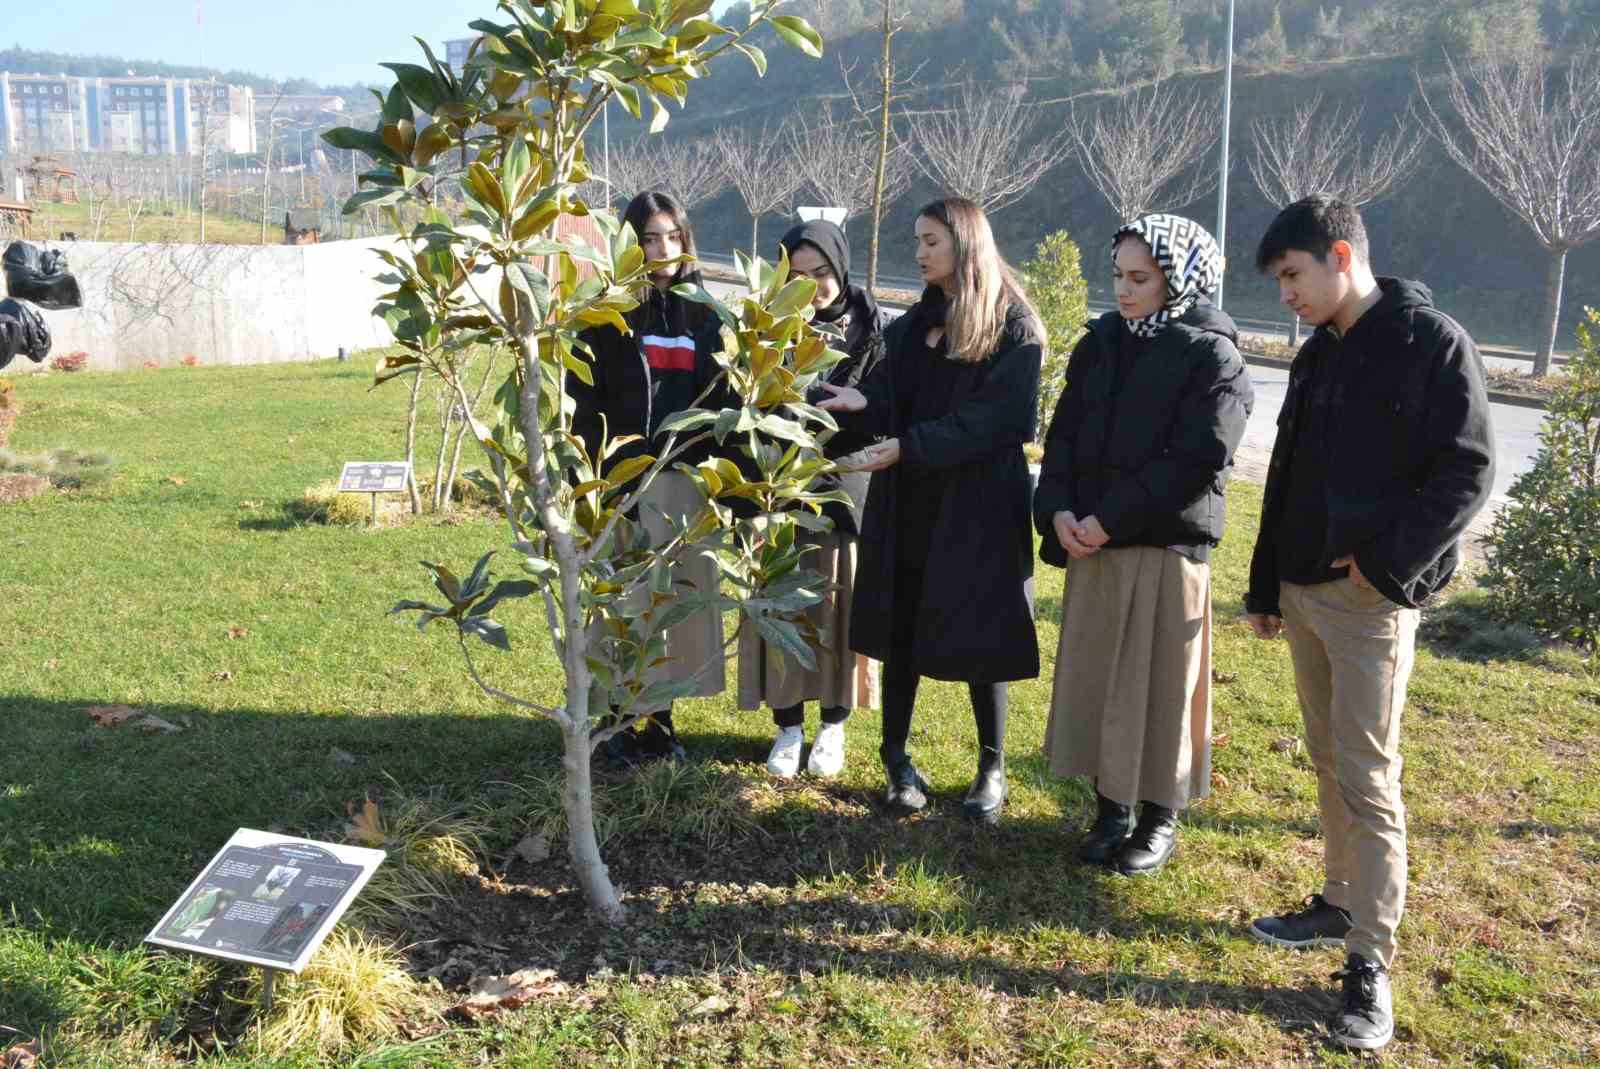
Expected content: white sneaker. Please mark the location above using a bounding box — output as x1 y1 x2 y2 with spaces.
806 721 847 778
766 725 804 778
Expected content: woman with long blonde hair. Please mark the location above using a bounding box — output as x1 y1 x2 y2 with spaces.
819 197 1043 822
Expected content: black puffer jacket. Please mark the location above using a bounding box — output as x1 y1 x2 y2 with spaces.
1033 302 1254 568
1246 278 1495 613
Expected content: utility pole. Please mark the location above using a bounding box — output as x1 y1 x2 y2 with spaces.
1214 0 1235 309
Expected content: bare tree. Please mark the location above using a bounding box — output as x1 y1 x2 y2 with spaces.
1249 92 1425 342
791 100 911 227
1248 94 1424 209
259 86 287 244
840 0 923 290
1066 79 1221 222
911 79 1075 214
649 138 728 211
1422 51 1600 376
714 122 803 260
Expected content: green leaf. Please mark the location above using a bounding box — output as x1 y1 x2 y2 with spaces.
656 409 719 435
733 42 767 77
506 262 551 323
460 616 512 651
769 16 823 58
380 62 446 115
604 454 655 490
389 599 447 616
462 551 496 601
471 579 536 616
768 277 817 318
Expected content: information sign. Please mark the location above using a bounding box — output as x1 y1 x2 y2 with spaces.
338 461 411 494
144 829 385 974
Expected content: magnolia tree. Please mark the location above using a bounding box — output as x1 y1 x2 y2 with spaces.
325 0 836 924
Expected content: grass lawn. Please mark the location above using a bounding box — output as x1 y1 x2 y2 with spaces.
1 358 1597 1067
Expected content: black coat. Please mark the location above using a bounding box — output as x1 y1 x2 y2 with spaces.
1033 303 1254 568
1246 278 1495 613
844 295 1043 683
808 285 889 536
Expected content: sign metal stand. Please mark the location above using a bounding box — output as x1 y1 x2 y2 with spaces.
336 461 411 527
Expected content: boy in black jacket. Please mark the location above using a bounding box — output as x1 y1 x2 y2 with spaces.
1244 195 1495 1051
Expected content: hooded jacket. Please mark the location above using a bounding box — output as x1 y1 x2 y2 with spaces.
569 270 720 477
1033 302 1254 568
778 220 889 535
1246 278 1495 613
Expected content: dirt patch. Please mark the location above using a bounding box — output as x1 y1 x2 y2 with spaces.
0 473 49 504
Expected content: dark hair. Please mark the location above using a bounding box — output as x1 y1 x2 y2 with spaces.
1255 194 1369 272
620 189 705 334
622 190 698 280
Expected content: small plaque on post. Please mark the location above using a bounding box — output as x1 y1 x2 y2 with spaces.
144 828 384 974
338 461 411 494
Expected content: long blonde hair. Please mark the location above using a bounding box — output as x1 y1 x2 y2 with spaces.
919 197 1041 363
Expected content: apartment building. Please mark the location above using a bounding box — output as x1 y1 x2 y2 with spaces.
0 72 258 156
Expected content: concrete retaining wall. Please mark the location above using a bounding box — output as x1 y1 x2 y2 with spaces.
24 237 408 371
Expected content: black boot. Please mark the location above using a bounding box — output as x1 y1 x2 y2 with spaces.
1115 802 1178 876
880 745 930 813
962 750 1007 824
1078 792 1135 864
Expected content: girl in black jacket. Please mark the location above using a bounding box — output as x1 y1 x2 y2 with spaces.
819 197 1043 823
738 220 888 780
569 190 723 766
1033 213 1253 875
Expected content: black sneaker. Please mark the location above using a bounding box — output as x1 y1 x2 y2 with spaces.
1328 953 1394 1051
634 716 688 766
1249 894 1353 950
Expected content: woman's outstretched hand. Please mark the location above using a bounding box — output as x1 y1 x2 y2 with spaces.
816 382 867 412
847 437 901 472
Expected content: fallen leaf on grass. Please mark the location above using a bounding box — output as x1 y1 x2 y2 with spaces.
1209 732 1231 748
329 747 358 769
1270 736 1302 755
133 715 183 734
513 833 550 865
345 799 385 847
687 994 733 1018
225 627 249 640
86 705 139 728
238 500 263 510
1211 769 1230 790
1211 668 1238 684
164 475 186 486
452 969 566 1019
43 658 59 671
210 670 233 682
2 1039 41 1068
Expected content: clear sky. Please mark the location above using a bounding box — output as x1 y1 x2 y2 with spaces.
4 1 743 88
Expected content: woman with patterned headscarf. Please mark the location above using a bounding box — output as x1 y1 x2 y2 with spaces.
1033 213 1254 876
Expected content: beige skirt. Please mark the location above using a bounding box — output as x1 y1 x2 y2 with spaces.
737 530 880 712
1043 545 1213 811
624 471 726 708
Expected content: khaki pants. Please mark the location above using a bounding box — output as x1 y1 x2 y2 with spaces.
1280 578 1419 968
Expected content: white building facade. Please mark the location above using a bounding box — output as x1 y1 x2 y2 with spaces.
0 72 257 156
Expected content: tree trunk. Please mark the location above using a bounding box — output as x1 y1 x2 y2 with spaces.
1536 244 1568 378
432 391 451 511
750 212 760 264
404 369 424 514
1289 314 1301 347
561 718 624 925
866 0 894 293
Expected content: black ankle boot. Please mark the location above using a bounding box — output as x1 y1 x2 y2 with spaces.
880 745 930 812
1078 792 1135 864
962 750 1007 824
1116 802 1178 876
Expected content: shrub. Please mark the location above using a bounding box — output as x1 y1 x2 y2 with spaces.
181 354 201 367
50 351 88 373
1482 306 1600 647
0 447 115 489
1022 230 1089 440
288 480 407 527
249 927 426 1055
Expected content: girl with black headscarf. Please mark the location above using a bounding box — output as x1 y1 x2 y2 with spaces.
1034 213 1254 876
737 220 887 780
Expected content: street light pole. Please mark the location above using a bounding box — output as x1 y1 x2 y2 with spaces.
1215 0 1236 309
